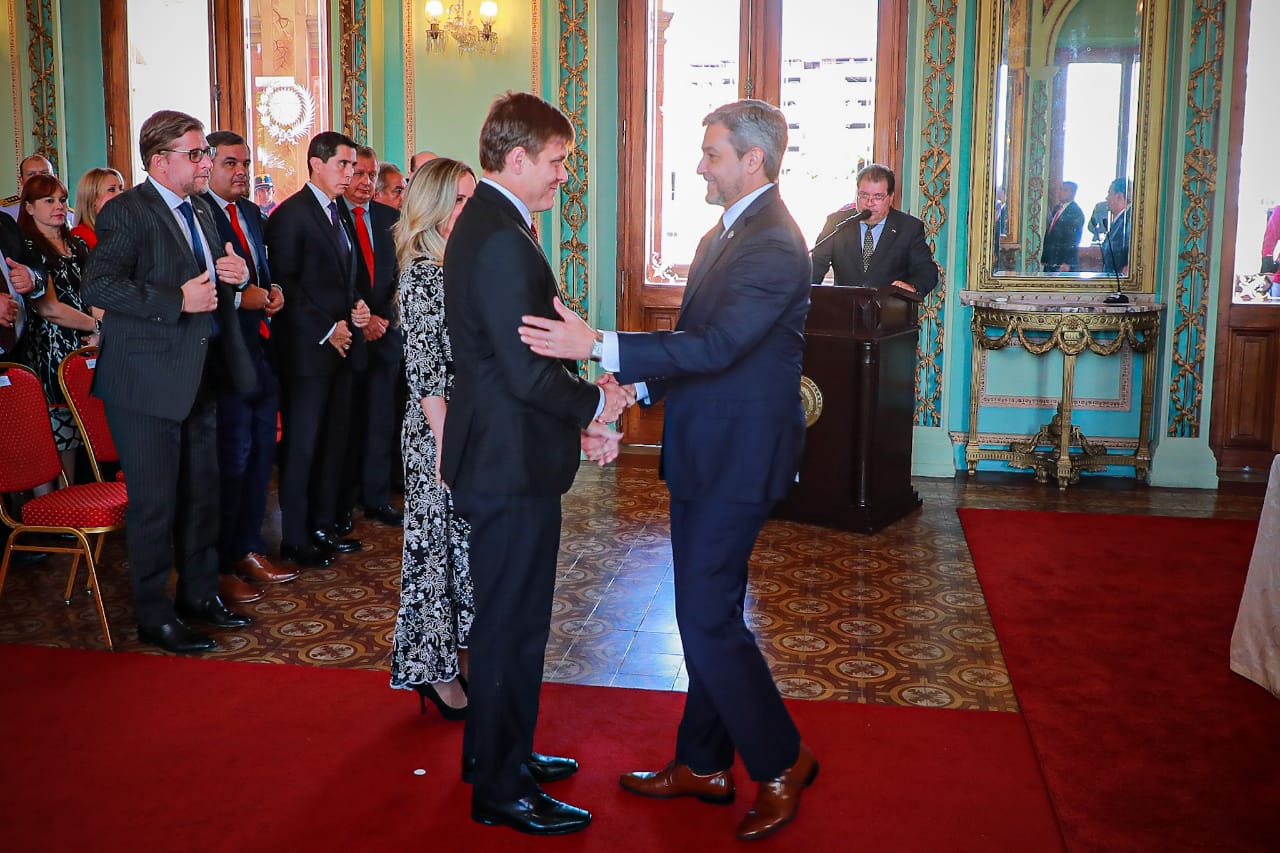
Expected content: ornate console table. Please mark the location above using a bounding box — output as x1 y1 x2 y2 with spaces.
959 292 1165 490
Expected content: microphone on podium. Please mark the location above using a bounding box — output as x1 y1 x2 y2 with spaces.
812 207 871 251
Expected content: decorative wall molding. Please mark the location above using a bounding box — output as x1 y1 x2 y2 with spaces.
403 0 415 154
949 430 1138 451
1168 0 1226 438
5 0 21 185
339 0 369 143
915 0 958 428
977 346 1134 411
557 0 589 334
25 0 57 163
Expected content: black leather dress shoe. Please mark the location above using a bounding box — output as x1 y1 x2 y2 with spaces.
363 504 403 527
333 512 354 536
312 528 362 554
138 620 216 654
280 542 334 568
462 752 579 785
471 790 591 835
175 595 252 629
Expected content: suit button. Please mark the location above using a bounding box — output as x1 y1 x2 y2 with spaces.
199 337 208 345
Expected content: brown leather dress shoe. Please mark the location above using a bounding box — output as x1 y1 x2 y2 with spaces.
235 552 299 584
735 743 819 841
219 573 263 604
619 761 735 804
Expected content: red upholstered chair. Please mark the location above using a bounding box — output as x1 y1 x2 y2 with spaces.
57 346 124 483
0 362 128 649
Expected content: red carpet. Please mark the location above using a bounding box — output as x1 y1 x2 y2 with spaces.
0 644 1061 851
959 509 1280 852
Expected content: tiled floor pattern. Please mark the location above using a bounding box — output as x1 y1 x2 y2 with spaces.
0 460 1263 714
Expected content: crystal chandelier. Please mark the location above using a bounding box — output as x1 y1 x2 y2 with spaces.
425 1 499 56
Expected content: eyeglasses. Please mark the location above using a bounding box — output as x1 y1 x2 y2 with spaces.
162 147 215 163
857 192 889 203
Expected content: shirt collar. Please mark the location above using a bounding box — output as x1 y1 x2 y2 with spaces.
721 183 774 233
481 177 532 229
306 181 335 209
148 175 186 209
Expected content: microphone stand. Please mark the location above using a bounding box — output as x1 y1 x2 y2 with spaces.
1102 211 1128 305
812 208 871 251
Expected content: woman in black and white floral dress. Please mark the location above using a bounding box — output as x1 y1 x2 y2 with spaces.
388 157 478 719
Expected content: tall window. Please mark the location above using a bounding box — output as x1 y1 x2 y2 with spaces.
103 0 330 197
244 0 330 202
619 0 905 443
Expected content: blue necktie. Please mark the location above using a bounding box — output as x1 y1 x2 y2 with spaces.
328 200 351 267
178 200 218 337
177 201 207 274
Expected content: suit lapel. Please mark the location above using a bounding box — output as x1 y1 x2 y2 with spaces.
683 188 777 309
138 181 200 275
866 211 902 279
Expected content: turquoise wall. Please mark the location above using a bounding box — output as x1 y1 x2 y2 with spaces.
59 0 108 206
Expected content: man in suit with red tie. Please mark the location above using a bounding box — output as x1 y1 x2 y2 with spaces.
264 131 371 569
83 110 256 654
1041 180 1085 272
809 163 938 296
338 145 404 529
519 99 820 842
201 130 298 602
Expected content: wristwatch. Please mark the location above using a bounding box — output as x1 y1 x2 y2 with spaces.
589 332 604 362
93 318 102 335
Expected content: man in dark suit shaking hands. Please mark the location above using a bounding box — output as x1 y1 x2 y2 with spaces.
444 91 628 836
810 162 938 296
83 110 256 654
520 99 818 842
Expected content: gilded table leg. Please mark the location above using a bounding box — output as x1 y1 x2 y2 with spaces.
1057 351 1078 490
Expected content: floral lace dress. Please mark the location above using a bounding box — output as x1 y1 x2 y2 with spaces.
19 237 89 451
389 256 474 689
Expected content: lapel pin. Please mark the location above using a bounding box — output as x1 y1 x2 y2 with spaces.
726 229 735 240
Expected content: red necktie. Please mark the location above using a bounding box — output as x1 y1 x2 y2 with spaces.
225 203 256 285
1047 204 1065 233
353 206 375 283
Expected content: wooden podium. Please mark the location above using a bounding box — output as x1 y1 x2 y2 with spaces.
775 285 923 532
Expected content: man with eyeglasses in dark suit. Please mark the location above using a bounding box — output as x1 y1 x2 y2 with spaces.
83 110 257 654
809 163 938 297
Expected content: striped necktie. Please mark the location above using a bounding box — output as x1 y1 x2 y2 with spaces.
861 224 874 272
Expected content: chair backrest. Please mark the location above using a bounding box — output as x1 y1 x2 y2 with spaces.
0 362 64 493
57 346 118 481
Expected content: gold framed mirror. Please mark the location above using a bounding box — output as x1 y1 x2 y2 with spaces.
967 0 1170 292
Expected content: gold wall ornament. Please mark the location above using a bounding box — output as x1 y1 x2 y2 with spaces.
914 0 958 428
339 0 369 142
1168 0 1226 439
800 376 824 428
257 81 316 144
557 0 590 377
25 0 57 165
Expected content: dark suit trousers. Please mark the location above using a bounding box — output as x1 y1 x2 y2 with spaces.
280 369 352 547
452 489 561 803
105 400 221 626
216 357 278 565
670 497 801 781
339 344 401 511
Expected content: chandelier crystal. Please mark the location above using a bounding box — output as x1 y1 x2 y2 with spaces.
425 1 499 56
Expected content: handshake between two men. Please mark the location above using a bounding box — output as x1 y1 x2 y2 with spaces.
519 297 636 468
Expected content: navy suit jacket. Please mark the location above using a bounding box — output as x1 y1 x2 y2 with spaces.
348 198 403 364
616 186 811 504
442 181 599 497
810 207 938 295
201 193 273 367
264 186 366 375
82 180 254 421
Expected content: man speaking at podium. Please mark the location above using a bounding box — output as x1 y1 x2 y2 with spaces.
810 163 938 296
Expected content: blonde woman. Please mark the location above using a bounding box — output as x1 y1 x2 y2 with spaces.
388 157 477 719
69 167 125 250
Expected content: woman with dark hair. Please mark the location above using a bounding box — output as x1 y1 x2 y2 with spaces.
17 173 98 486
387 156 477 719
69 167 126 249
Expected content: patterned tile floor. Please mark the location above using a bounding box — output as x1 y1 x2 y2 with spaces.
0 458 1264 714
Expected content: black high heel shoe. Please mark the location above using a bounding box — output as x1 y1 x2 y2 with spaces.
413 682 467 721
